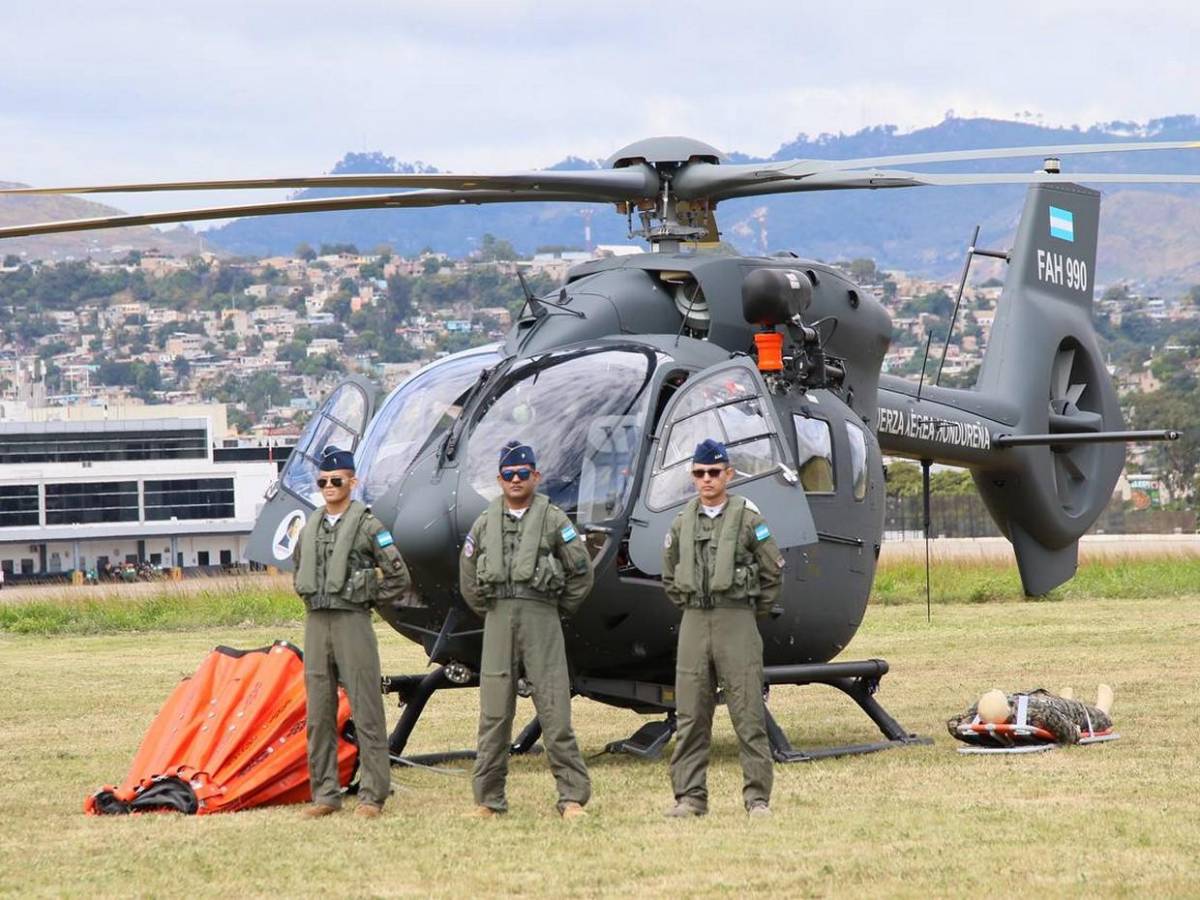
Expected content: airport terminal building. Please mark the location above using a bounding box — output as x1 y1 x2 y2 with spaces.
0 410 283 580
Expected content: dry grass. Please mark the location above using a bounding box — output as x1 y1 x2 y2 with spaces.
1 593 1198 897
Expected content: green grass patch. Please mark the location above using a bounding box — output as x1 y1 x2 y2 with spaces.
0 582 301 635
3 555 1199 636
872 555 1200 605
2 597 1198 896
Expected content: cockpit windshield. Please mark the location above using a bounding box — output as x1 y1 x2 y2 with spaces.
355 345 502 505
464 347 659 520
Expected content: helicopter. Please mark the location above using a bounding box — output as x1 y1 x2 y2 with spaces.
1 135 1194 761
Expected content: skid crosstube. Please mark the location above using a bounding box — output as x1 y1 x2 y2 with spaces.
381 658 930 766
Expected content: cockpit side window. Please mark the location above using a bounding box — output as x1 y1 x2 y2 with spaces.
793 413 835 493
464 348 657 518
281 382 369 505
648 368 784 511
354 347 501 504
846 420 868 501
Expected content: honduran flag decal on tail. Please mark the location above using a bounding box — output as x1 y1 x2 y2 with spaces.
1048 205 1075 242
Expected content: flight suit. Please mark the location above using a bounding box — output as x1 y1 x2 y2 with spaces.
293 500 411 809
460 493 594 813
662 494 784 811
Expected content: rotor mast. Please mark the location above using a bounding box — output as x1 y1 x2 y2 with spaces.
606 137 724 251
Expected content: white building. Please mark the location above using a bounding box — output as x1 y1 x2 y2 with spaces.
0 415 277 579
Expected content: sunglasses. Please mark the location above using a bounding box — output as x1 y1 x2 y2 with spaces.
500 467 534 482
691 467 727 480
316 477 346 488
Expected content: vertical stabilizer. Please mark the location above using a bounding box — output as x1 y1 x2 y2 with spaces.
972 183 1123 594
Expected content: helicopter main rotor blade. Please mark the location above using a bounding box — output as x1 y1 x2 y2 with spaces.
782 139 1200 174
0 165 659 203
675 140 1200 199
0 187 607 240
709 167 1200 200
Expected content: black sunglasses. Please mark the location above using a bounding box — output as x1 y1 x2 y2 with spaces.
500 467 534 482
316 477 346 488
691 467 727 480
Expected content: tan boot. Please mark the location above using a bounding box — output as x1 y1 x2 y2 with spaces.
300 803 339 819
466 805 503 819
747 802 772 819
560 801 588 820
664 800 706 818
354 803 382 819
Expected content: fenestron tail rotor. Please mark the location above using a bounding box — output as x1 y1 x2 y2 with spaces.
1048 342 1103 514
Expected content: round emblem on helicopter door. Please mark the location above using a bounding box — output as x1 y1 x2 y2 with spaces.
272 511 307 561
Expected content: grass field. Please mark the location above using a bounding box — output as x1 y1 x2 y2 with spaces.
2 580 1199 897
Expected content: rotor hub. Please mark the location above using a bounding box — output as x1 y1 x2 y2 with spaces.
606 136 724 170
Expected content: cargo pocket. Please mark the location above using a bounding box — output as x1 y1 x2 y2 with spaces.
348 568 379 606
532 553 565 594
744 563 762 598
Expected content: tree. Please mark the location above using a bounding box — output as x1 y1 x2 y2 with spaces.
1102 283 1131 304
477 233 518 262
295 242 317 262
1149 352 1196 393
1128 388 1200 501
884 461 923 497
885 462 975 496
37 339 71 360
847 258 878 284
386 274 413 322
173 355 191 378
2 255 19 268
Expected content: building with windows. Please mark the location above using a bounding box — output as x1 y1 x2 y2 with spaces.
0 414 281 580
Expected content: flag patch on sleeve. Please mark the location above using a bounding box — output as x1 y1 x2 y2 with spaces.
376 530 395 548
754 524 770 542
561 524 578 543
463 535 475 558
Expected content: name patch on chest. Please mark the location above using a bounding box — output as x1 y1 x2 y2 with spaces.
376 530 395 548
561 524 578 543
754 524 770 542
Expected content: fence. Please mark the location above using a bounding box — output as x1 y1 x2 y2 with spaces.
884 493 1197 540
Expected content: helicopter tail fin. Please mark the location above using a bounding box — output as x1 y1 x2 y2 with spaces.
971 182 1124 595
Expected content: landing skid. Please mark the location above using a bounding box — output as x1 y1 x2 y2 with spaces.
379 658 930 767
603 714 676 760
762 659 932 761
382 665 542 767
581 658 931 763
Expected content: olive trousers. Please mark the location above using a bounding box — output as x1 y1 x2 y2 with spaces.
304 609 391 808
670 607 773 810
473 599 591 812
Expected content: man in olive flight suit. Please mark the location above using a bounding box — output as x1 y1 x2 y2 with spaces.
292 446 412 819
662 438 785 819
460 440 594 819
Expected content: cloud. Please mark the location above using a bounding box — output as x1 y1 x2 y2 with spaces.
2 0 1197 218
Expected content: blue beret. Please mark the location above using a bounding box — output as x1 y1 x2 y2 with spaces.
319 445 356 472
499 440 536 471
692 438 729 465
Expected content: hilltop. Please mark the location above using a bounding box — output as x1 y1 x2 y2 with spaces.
0 183 208 261
205 115 1200 287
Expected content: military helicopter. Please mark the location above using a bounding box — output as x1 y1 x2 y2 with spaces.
1 136 1194 760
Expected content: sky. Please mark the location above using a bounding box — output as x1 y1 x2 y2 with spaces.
2 0 1198 219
